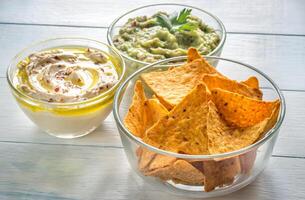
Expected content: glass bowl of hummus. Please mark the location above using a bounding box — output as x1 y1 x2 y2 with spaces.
7 38 126 138
107 4 226 74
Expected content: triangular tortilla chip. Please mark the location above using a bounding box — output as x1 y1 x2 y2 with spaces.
239 149 257 174
262 103 280 135
203 157 241 192
137 148 157 172
241 76 259 89
141 50 219 109
144 84 209 154
187 47 202 62
172 178 204 186
144 154 177 180
171 160 205 185
145 165 173 181
207 101 279 154
145 99 168 128
203 74 262 99
124 80 147 137
148 154 177 171
211 88 280 127
124 81 168 138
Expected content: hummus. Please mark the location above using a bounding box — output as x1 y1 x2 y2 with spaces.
15 48 119 103
113 10 220 63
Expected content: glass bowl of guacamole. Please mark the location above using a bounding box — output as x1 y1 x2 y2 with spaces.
107 4 226 74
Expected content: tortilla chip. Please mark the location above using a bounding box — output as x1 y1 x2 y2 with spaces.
144 84 209 154
145 99 168 127
241 76 259 89
143 157 205 185
137 148 157 172
207 101 279 154
141 51 219 109
172 178 204 186
124 80 147 137
171 160 205 185
144 154 177 180
203 74 262 99
187 47 202 62
239 149 257 174
148 154 177 171
189 160 204 172
146 165 173 181
203 157 241 192
124 81 168 138
262 103 280 135
136 147 143 157
211 88 280 127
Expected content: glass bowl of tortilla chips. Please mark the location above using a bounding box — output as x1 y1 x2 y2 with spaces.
113 48 285 198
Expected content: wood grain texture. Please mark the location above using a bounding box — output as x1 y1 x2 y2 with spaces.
0 0 305 35
0 1 304 199
0 142 304 200
1 79 305 157
1 24 305 90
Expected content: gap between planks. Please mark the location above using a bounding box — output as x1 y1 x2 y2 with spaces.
0 140 304 160
0 22 305 37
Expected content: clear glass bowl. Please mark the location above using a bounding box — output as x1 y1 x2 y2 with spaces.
107 3 226 75
7 38 126 139
113 56 285 198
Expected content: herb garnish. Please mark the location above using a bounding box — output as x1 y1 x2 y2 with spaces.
156 8 198 33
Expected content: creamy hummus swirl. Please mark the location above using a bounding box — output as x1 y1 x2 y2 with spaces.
15 48 119 103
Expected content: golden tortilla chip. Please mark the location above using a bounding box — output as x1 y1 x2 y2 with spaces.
137 147 177 181
262 103 281 135
124 80 147 137
171 160 205 185
144 154 177 180
203 74 262 99
146 165 173 181
211 88 280 127
239 149 257 174
188 160 204 172
145 99 168 128
241 76 259 89
148 154 177 171
203 157 241 192
144 84 209 154
207 101 280 154
141 50 219 109
172 178 204 186
137 148 157 172
187 47 202 62
124 81 168 138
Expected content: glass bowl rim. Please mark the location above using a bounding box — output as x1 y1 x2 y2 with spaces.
107 3 227 65
7 37 126 108
113 55 286 159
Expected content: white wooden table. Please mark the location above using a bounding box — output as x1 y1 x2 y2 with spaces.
1 0 305 199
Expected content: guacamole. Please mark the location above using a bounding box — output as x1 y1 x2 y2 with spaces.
113 9 221 63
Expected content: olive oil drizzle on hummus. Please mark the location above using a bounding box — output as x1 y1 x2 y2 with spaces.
15 48 119 103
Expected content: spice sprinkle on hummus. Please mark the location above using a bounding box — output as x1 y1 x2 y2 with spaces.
15 48 119 103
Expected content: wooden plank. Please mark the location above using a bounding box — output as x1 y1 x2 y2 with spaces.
1 79 305 157
222 34 305 90
1 24 305 90
0 0 304 35
0 142 304 200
